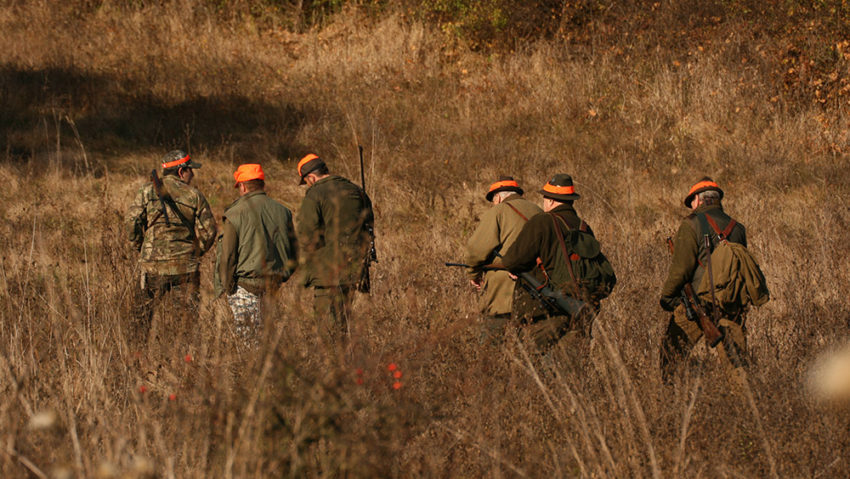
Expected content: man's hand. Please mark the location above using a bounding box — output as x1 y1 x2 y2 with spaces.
470 274 483 291
659 296 680 312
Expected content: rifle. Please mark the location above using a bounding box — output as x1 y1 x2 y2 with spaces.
666 237 723 347
444 262 592 325
150 169 200 255
150 169 170 225
703 234 746 367
357 145 377 293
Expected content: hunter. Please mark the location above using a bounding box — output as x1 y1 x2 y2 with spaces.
660 177 750 376
126 149 217 342
296 153 375 342
214 164 298 345
465 176 542 343
500 174 614 350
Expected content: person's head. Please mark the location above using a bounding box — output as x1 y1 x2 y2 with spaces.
233 164 266 196
684 177 724 210
161 149 202 184
486 176 524 205
297 153 329 186
540 174 580 212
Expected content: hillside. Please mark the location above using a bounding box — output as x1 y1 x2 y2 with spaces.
1 1 849 477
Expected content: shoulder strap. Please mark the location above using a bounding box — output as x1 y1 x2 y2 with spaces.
549 213 581 296
705 214 737 240
505 202 529 222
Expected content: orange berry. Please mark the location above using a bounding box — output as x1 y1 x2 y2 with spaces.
356 378 364 385
392 381 402 390
139 385 147 394
387 363 397 372
393 371 402 379
168 393 177 401
356 368 364 376
184 354 193 363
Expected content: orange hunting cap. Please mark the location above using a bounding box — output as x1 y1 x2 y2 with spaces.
297 153 326 185
683 176 723 207
233 164 265 187
485 176 524 201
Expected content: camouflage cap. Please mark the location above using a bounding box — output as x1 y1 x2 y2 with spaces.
161 150 202 171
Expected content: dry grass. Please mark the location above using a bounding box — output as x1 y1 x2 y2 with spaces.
2 1 850 477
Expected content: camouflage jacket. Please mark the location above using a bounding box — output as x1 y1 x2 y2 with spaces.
296 175 374 288
660 204 747 311
126 175 217 275
465 194 542 316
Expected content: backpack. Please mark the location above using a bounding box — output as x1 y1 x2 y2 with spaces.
695 214 770 312
551 214 617 303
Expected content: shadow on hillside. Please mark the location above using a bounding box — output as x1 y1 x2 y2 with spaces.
0 66 308 167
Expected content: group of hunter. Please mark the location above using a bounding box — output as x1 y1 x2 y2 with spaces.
463 173 767 379
127 149 767 379
126 150 374 346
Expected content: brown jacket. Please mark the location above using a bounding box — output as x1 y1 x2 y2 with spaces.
501 204 594 320
465 194 542 316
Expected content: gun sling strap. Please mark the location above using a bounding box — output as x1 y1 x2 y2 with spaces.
148 187 200 249
504 201 529 221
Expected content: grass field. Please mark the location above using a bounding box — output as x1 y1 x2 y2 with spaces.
2 1 850 477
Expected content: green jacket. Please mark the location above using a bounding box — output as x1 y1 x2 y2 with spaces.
126 175 217 275
296 175 374 288
214 191 298 297
465 194 542 316
660 204 747 311
501 204 593 319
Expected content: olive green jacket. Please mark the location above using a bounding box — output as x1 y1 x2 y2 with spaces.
660 204 747 311
296 175 374 288
214 191 298 297
501 204 593 318
126 175 217 275
465 194 542 316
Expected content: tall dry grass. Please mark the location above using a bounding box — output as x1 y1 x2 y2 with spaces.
2 1 850 477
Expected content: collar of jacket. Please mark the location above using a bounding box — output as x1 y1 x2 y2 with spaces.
308 175 338 190
503 193 524 203
226 190 266 211
164 174 185 187
692 203 723 215
549 203 577 215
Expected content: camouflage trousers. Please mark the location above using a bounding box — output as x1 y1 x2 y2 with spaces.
226 286 263 346
131 271 200 347
313 285 355 343
661 303 748 379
